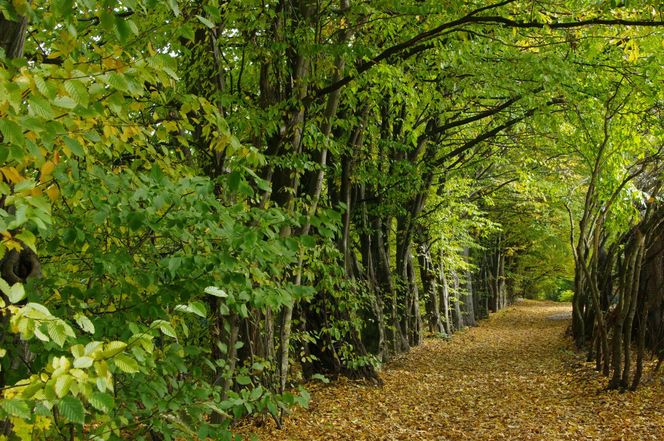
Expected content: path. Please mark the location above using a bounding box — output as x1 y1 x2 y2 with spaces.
237 301 664 440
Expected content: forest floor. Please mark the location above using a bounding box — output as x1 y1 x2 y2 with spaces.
236 300 664 440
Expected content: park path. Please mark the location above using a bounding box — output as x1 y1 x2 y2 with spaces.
237 301 664 440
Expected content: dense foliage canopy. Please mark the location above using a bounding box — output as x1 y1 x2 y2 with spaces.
0 0 662 439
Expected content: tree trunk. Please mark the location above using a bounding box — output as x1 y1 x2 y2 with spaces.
439 256 452 335
621 231 645 387
0 13 28 59
419 245 445 336
451 270 464 331
407 251 422 345
462 247 477 327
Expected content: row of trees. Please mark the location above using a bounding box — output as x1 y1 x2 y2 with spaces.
569 80 664 391
0 0 662 439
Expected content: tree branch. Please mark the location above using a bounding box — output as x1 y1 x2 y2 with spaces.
310 5 664 101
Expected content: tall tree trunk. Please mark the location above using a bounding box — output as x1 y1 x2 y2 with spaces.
419 244 445 335
407 251 422 345
451 270 464 331
462 247 477 327
621 231 645 387
609 233 639 388
439 254 452 335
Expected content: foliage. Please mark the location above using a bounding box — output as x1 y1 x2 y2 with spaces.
0 0 662 438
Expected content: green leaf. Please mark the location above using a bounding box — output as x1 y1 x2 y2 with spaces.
113 353 139 373
196 15 215 29
55 374 74 398
74 313 95 334
15 230 36 251
167 0 180 16
236 375 251 386
114 16 131 44
1 399 31 419
64 80 89 106
63 136 85 157
295 386 310 409
228 171 242 192
174 304 189 313
88 391 114 412
0 279 9 298
311 373 330 384
6 282 25 304
53 0 74 19
204 286 228 298
0 119 25 145
106 73 128 92
126 211 144 230
249 386 263 401
73 356 94 369
100 341 127 358
20 382 42 400
58 396 85 425
188 301 207 318
34 325 49 342
34 75 50 97
266 400 278 416
158 321 177 338
47 321 67 347
85 341 103 356
70 344 85 359
218 303 230 316
53 95 78 110
174 301 207 317
126 19 139 37
29 96 55 120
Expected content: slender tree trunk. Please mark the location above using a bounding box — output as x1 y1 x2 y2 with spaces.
497 248 506 310
451 270 464 331
631 292 650 390
407 251 422 345
439 256 452 335
462 247 477 327
621 231 645 387
609 233 640 388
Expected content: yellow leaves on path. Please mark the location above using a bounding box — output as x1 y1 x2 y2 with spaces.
237 301 664 440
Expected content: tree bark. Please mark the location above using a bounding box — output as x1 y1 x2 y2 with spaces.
462 247 477 327
0 14 28 59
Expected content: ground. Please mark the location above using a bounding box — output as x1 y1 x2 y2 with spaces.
236 301 664 440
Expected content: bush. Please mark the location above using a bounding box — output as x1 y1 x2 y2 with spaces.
558 290 574 303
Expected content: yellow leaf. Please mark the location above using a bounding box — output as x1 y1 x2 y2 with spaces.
46 184 59 201
40 161 55 181
1 167 24 184
5 240 23 252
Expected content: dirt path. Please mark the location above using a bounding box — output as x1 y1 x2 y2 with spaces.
237 301 664 440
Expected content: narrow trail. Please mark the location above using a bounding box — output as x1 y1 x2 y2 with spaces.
238 301 664 440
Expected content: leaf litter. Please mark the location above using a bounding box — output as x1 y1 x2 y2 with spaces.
236 300 664 440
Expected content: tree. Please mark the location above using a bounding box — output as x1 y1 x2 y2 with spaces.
1 0 663 438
